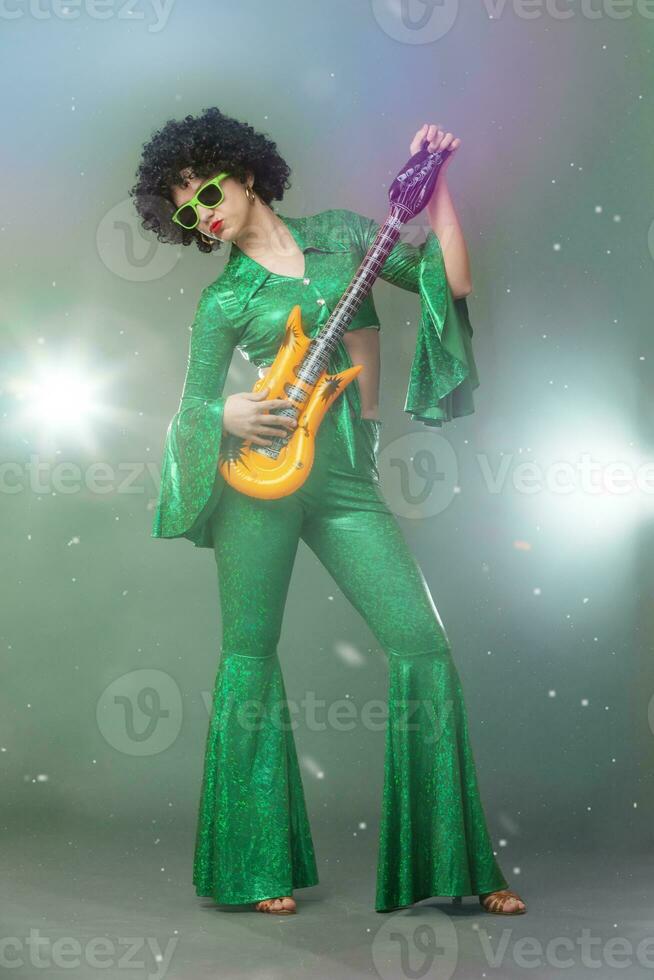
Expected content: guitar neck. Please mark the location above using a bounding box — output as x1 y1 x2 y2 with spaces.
296 142 451 383
325 209 405 335
298 207 406 377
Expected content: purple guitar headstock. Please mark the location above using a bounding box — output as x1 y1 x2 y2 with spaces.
388 137 452 223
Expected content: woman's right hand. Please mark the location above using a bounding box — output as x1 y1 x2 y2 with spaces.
223 388 298 446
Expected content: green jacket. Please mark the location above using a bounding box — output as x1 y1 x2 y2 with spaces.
151 207 479 549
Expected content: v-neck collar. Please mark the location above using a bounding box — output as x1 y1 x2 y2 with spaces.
211 211 350 318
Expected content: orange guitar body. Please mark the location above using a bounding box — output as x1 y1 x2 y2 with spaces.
218 304 362 500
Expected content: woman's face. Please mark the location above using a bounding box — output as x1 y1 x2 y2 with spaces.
170 167 253 243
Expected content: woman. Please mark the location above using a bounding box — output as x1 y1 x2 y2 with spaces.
130 107 526 917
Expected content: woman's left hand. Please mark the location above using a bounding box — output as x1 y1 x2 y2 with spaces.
410 123 461 175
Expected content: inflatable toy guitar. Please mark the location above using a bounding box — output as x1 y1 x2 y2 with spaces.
218 138 452 499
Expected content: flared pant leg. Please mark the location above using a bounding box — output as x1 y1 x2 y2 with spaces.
193 485 319 905
300 484 509 912
193 410 507 910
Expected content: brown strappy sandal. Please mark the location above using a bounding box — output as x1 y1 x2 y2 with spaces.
479 888 526 915
254 896 296 915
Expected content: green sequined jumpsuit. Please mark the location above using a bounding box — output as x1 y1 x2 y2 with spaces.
151 207 509 911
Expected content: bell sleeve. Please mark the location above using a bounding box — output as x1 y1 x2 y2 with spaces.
343 208 479 427
151 284 239 549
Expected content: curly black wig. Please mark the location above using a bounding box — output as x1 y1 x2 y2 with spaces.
129 107 292 255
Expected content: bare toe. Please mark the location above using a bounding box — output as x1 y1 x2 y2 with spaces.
254 894 296 914
479 888 527 915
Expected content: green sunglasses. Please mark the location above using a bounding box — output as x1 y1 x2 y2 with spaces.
171 171 230 230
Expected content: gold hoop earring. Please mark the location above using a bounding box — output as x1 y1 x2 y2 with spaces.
245 185 256 204
199 232 214 246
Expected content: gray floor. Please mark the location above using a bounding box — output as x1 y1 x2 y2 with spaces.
3 821 652 980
